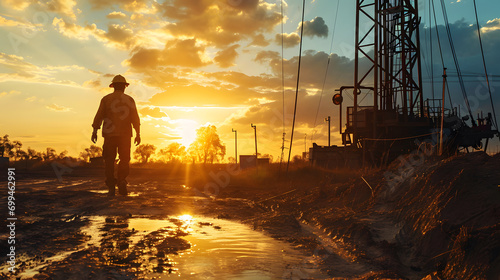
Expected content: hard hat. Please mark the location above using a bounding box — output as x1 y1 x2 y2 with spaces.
109 74 129 87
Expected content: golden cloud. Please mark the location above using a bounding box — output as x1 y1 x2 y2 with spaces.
148 83 265 107
205 71 280 90
89 0 149 11
159 0 281 48
0 52 91 87
0 90 21 97
127 38 209 69
126 48 162 69
214 44 239 68
25 96 37 102
0 15 31 27
53 17 140 50
139 106 168 118
482 18 500 33
45 0 77 20
107 11 127 19
83 78 101 88
98 24 136 49
52 17 103 40
258 50 354 89
131 67 190 89
248 34 270 47
46 103 71 112
0 0 32 10
275 33 300 48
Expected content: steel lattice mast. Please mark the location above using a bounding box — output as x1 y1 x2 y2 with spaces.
353 0 423 143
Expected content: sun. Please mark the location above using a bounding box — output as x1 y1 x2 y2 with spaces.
177 119 198 147
178 214 193 222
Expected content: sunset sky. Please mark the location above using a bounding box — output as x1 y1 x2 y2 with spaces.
1 0 500 161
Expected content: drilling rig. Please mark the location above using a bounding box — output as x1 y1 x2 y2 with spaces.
310 0 498 168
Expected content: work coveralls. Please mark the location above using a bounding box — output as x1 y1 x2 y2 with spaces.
92 91 140 193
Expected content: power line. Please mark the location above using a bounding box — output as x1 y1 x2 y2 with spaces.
312 0 340 143
281 0 285 135
439 0 475 126
472 0 498 130
286 0 306 174
279 0 286 172
431 0 453 106
429 0 435 100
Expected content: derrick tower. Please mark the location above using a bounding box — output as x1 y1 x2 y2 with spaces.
350 0 423 144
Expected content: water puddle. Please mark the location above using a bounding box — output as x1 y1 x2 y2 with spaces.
11 215 328 279
19 179 54 186
171 217 320 280
124 215 327 279
88 190 140 196
56 180 94 189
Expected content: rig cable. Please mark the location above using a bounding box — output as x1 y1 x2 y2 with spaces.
312 0 340 143
439 0 475 125
472 0 498 130
286 0 306 174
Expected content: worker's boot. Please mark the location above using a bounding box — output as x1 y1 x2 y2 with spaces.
106 178 116 197
117 180 128 196
108 186 115 196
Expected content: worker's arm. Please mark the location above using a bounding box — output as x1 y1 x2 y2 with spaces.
131 98 141 146
91 128 99 143
91 99 105 143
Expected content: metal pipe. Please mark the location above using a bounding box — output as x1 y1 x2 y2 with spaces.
354 0 360 145
440 68 447 156
232 129 237 164
325 116 331 146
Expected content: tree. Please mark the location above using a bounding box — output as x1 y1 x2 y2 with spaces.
292 155 304 163
0 135 14 158
27 148 38 159
158 142 186 163
16 150 28 161
12 140 23 161
134 144 157 163
262 154 274 163
27 148 42 160
58 150 68 159
43 147 57 161
79 145 103 162
188 125 226 164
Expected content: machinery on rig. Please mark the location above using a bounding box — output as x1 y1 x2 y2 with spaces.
310 0 498 168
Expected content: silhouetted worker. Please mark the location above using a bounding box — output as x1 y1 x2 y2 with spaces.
91 75 141 196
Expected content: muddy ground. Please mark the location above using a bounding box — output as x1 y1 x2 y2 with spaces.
1 152 499 279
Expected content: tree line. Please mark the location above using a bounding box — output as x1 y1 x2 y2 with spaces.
0 124 227 164
0 135 70 162
132 124 226 164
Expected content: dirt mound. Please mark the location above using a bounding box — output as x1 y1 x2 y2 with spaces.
378 152 500 279
223 152 500 279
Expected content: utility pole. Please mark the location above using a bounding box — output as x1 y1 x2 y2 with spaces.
325 116 331 146
439 68 447 156
232 129 237 165
251 124 257 167
279 133 286 166
279 132 287 177
304 133 307 156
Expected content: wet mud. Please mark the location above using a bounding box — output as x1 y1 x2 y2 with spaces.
0 173 327 279
1 152 499 279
